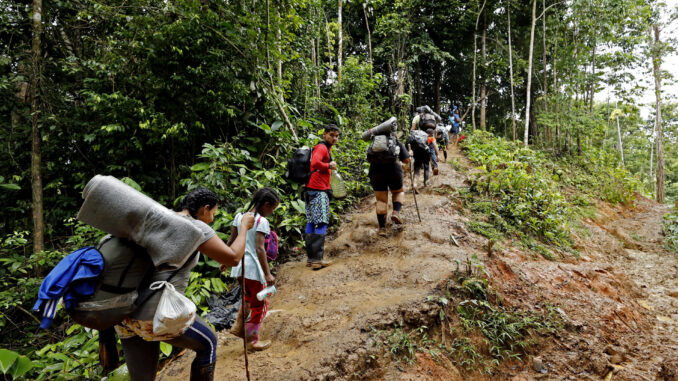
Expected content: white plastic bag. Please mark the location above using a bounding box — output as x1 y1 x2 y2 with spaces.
150 281 196 336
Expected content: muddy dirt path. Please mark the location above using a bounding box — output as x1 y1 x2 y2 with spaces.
160 145 485 380
160 145 678 380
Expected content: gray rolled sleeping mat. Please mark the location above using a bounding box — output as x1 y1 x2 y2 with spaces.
76 175 204 269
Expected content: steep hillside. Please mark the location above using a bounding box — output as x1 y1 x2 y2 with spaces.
160 144 678 381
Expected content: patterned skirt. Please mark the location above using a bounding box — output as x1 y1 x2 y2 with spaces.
305 190 330 226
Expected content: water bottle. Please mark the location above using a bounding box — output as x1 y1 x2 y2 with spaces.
256 285 277 301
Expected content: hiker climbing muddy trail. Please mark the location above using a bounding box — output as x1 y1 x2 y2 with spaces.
6 1 678 379
159 148 485 380
159 145 678 381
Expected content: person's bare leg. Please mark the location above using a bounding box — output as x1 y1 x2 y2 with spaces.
375 191 388 233
391 190 404 224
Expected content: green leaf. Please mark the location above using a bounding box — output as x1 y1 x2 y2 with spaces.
120 177 142 191
160 342 172 357
0 349 19 374
0 184 20 190
191 162 210 172
107 364 130 381
9 355 34 378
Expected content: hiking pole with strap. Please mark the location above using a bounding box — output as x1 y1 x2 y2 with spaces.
410 165 422 222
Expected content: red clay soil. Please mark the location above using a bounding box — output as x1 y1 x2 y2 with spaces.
159 146 678 381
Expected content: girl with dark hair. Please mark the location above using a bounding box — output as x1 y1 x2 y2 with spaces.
116 187 254 381
227 187 280 350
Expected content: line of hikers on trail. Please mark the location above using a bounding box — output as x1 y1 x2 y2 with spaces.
33 106 463 381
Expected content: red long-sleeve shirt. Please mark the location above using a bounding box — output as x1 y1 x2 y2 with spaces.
306 143 331 190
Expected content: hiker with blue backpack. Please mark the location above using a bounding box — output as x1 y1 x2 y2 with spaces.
449 106 461 146
114 187 255 381
227 187 281 351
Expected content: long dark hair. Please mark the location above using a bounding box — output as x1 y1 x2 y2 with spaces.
180 187 219 219
245 187 280 214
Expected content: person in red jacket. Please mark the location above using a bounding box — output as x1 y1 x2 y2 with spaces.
305 124 339 270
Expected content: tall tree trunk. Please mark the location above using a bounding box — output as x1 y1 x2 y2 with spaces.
507 0 517 140
524 0 537 147
649 120 655 195
363 3 373 78
589 39 596 114
480 15 487 130
337 0 343 83
615 102 624 167
471 0 487 131
651 25 664 203
30 0 44 253
276 3 282 84
434 62 441 114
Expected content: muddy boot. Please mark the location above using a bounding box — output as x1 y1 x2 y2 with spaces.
312 259 332 270
229 306 245 338
391 211 403 225
245 322 271 351
190 362 215 381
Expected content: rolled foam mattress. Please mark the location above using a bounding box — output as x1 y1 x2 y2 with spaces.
77 175 204 269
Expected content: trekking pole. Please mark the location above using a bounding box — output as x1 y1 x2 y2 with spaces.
410 166 422 222
240 255 251 381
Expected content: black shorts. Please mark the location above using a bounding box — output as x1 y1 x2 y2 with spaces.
369 165 404 192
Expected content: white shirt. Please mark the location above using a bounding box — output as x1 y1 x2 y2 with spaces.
229 213 270 284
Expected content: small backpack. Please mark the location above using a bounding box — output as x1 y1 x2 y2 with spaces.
286 143 328 184
420 113 437 130
367 134 400 164
409 130 430 154
256 217 279 261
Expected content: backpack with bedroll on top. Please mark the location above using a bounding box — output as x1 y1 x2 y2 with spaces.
366 134 400 164
419 112 437 130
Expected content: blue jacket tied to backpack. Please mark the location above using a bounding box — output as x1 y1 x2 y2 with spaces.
33 246 104 329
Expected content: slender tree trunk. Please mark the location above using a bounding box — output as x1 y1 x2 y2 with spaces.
276 3 282 84
337 0 343 83
480 15 487 130
651 25 664 203
363 3 373 78
542 0 547 107
649 121 655 195
615 102 624 167
524 0 537 147
434 62 441 114
507 0 517 140
472 0 487 131
30 0 44 253
589 40 596 114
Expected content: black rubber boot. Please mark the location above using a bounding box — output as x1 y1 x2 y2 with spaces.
305 233 324 263
190 362 215 381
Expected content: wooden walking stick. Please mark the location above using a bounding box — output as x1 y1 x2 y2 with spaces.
410 166 422 222
240 243 251 381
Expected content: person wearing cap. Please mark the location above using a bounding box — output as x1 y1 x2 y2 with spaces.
449 106 461 146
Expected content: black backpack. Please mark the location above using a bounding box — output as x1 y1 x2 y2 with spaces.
420 113 437 130
367 135 400 164
286 143 330 184
408 130 430 154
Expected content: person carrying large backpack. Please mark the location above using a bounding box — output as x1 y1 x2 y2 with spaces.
114 188 254 381
411 106 441 166
363 119 411 234
304 124 340 270
406 128 433 192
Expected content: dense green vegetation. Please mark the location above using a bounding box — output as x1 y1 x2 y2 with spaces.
461 130 639 259
0 0 676 377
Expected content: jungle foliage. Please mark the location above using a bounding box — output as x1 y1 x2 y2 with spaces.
0 0 676 377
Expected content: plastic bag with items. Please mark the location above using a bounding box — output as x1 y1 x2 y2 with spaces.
150 281 196 336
